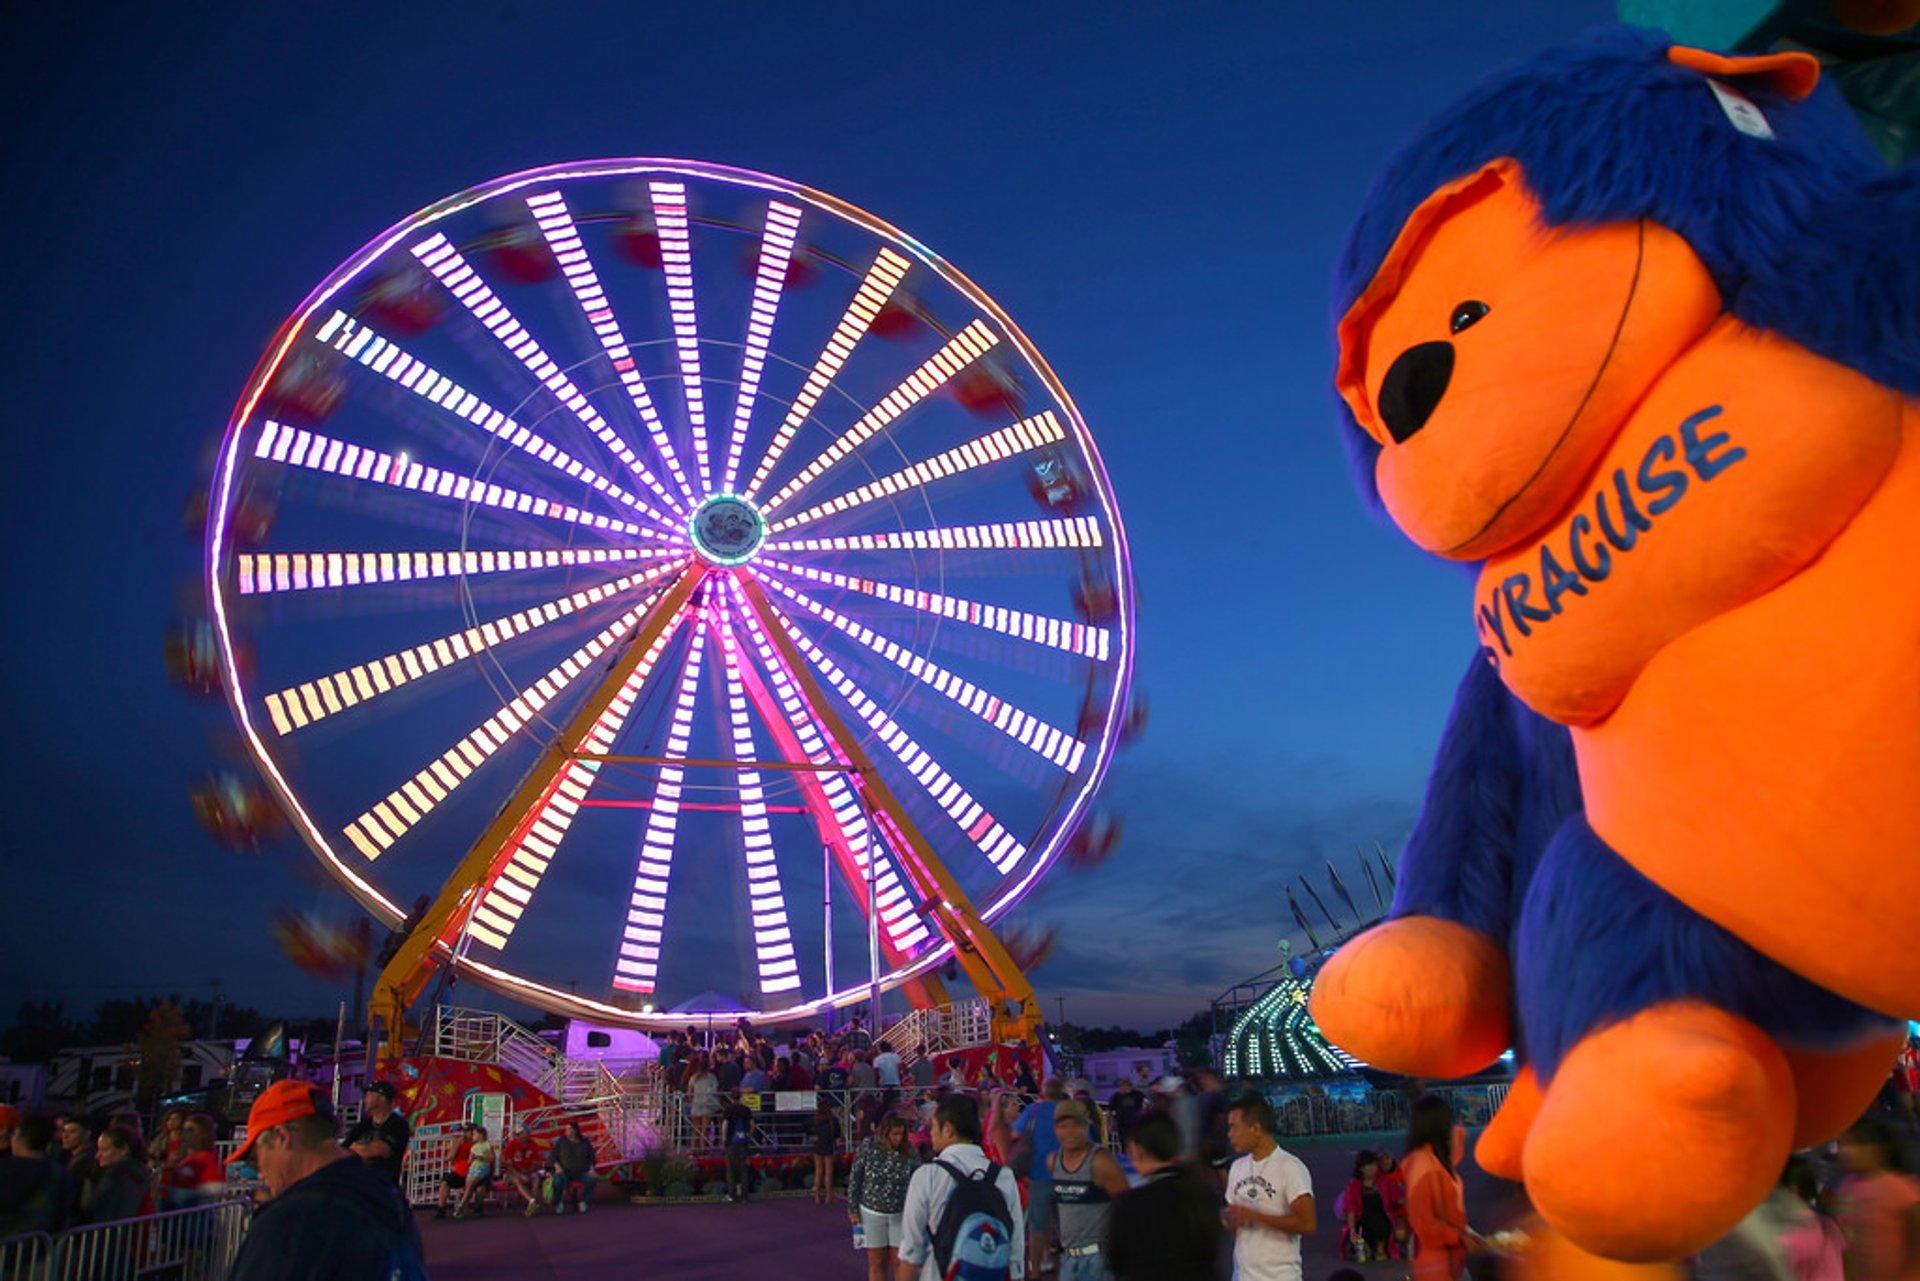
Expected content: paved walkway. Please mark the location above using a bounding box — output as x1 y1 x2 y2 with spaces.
418 1133 1527 1280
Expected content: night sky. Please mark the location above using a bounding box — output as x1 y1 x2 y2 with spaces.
1 1 1617 1035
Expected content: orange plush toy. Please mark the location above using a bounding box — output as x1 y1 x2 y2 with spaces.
1310 25 1920 1264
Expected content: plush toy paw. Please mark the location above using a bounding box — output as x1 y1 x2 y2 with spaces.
1524 1002 1794 1262
1783 1029 1907 1147
1309 916 1511 1077
1475 1066 1541 1181
1510 1218 1687 1281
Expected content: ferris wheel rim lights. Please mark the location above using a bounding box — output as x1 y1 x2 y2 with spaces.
205 157 1136 1024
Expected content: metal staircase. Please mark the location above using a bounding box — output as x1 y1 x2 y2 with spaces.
878 999 992 1062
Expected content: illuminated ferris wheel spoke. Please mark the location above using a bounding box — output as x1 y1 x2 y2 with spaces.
718 200 804 496
254 420 668 544
611 608 712 995
714 606 802 994
768 410 1067 535
465 608 688 950
340 590 669 859
722 579 930 954
525 190 698 508
312 312 679 532
262 562 679 736
648 180 712 492
741 247 912 504
755 556 1110 660
746 591 1027 875
758 319 1000 518
405 237 689 519
763 577 1086 771
235 545 669 595
765 514 1105 554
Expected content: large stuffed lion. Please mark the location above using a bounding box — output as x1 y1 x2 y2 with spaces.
1309 23 1920 1263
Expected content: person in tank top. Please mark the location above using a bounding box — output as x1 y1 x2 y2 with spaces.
1046 1100 1131 1281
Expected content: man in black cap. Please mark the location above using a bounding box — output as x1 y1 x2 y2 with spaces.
343 1080 411 1184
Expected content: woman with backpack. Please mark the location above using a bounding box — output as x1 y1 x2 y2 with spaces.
849 1113 919 1281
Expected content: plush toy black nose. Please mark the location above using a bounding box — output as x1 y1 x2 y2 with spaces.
1378 341 1455 443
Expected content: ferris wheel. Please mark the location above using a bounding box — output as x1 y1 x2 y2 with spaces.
206 160 1134 1040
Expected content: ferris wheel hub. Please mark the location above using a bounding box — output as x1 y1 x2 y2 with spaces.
688 493 767 567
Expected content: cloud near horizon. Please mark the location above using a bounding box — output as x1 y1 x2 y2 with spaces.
1009 745 1421 1032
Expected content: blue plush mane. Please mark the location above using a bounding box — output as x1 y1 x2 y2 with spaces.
1332 24 1920 507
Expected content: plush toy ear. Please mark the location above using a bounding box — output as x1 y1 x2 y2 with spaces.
1666 46 1821 99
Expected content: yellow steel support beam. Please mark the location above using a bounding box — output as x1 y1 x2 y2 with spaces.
368 563 707 1060
734 576 1042 1044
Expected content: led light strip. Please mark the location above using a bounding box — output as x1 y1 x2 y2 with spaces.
719 200 803 495
715 606 802 994
724 579 931 950
312 312 676 530
407 236 687 516
524 190 697 507
467 612 686 950
769 411 1065 534
759 319 1000 517
648 180 711 492
264 563 677 735
764 577 1085 771
342 592 663 859
742 248 910 503
237 546 666 595
767 515 1104 554
757 557 1109 660
612 609 711 994
255 420 661 542
751 588 1026 875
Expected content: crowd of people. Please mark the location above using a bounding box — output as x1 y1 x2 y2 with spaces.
0 1099 235 1238
2 1022 1915 1281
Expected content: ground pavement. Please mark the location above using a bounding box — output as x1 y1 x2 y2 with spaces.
417 1132 1530 1280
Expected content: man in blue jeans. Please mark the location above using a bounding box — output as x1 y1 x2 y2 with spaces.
1012 1077 1067 1276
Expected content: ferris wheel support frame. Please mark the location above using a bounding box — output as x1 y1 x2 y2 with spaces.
368 562 709 1062
735 576 1043 1045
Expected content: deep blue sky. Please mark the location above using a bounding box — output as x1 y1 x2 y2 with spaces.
0 1 1617 1034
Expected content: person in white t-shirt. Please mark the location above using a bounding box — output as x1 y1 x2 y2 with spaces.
1223 1094 1315 1281
895 1094 1025 1281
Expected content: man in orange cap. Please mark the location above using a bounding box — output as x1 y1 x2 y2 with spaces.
224 1080 426 1280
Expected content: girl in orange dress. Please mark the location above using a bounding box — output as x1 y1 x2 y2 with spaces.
1404 1096 1476 1281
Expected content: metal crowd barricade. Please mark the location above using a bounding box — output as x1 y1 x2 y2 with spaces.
402 1122 466 1209
55 1198 249 1281
0 1230 53 1280
1256 1080 1512 1138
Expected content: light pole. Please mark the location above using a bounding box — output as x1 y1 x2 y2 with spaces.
863 786 881 1038
822 839 835 1027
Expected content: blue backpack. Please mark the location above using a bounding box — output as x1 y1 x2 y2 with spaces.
930 1160 1013 1281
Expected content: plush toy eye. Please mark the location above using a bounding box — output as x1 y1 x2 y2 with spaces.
1450 300 1490 334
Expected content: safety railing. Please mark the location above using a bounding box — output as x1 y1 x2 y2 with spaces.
11 1197 253 1281
877 1000 991 1061
0 1230 52 1280
427 1006 563 1096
